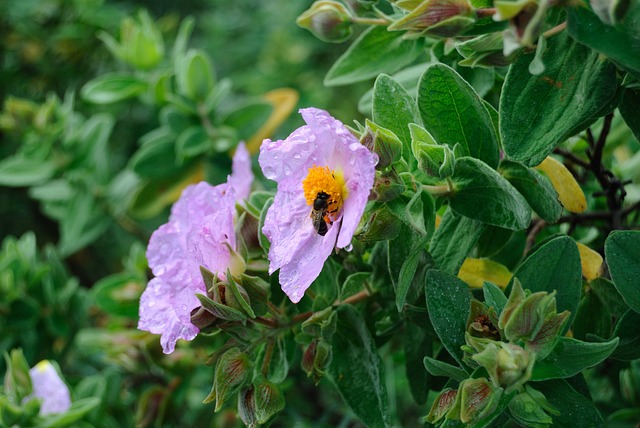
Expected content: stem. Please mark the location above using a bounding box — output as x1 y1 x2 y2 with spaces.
542 21 567 38
253 317 278 328
475 7 496 18
261 339 275 376
351 17 390 25
553 148 589 169
423 184 451 198
524 219 547 255
338 289 370 306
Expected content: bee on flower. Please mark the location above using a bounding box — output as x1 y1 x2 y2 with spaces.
259 108 377 303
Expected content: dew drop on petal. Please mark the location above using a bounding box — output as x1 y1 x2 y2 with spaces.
284 164 292 176
148 301 156 307
181 304 188 311
273 153 280 160
293 152 301 160
263 166 275 178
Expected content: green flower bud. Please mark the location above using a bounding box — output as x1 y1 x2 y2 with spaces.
296 1 354 43
458 377 502 424
204 347 252 411
425 388 458 424
357 205 402 242
526 310 569 359
302 339 332 384
361 120 403 169
196 268 252 321
99 10 164 70
252 377 286 425
370 169 406 203
509 386 558 428
388 0 473 35
3 349 32 403
190 306 219 331
472 342 533 393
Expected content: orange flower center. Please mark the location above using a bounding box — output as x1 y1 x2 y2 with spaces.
302 165 346 220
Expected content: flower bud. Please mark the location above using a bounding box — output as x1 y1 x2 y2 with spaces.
239 273 271 317
388 0 473 36
472 342 533 393
360 120 403 169
509 386 558 427
302 339 332 384
252 377 286 425
205 347 252 411
357 205 402 242
425 388 458 424
370 169 406 203
296 1 354 43
526 310 569 359
458 377 502 424
467 300 501 341
190 306 219 330
3 349 32 403
99 11 164 70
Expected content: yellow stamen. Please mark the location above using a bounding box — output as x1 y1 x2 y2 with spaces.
302 166 346 220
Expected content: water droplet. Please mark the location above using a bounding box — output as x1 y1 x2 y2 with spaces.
263 166 275 178
293 152 301 160
284 164 292 176
148 301 156 307
273 153 280 160
181 304 188 312
345 243 353 251
349 158 356 166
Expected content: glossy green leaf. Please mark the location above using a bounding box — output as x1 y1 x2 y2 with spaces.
327 305 390 428
81 73 147 104
531 337 619 381
572 290 611 342
567 3 640 74
449 157 532 230
611 309 640 360
325 26 423 87
91 273 142 318
619 89 640 142
372 74 421 157
425 269 472 366
499 160 562 222
510 236 582 329
0 156 57 187
418 64 500 168
605 230 640 313
429 208 486 275
405 321 432 404
535 379 605 427
500 31 617 166
423 356 468 382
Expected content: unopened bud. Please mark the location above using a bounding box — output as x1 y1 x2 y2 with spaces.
509 386 558 427
239 274 271 317
205 347 251 411
459 377 502 424
370 169 405 202
425 388 458 424
252 376 285 424
296 1 353 43
361 120 403 169
100 11 164 69
472 342 533 393
388 0 473 36
358 205 402 242
190 306 219 330
302 340 332 384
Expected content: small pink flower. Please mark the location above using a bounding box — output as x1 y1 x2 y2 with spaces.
24 361 71 415
138 143 252 354
259 108 377 303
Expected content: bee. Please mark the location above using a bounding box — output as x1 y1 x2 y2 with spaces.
311 191 334 236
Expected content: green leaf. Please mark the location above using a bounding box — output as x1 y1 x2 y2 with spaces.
590 277 630 318
567 3 640 74
418 64 500 168
425 270 472 366
221 100 272 142
534 379 605 427
423 356 468 382
531 337 619 381
572 290 611 341
91 273 142 318
81 73 147 104
449 157 532 230
499 160 562 222
340 272 370 301
428 208 486 275
325 26 423 87
619 89 640 142
483 281 507 315
510 236 582 329
405 321 432 404
175 126 210 162
611 309 640 360
372 74 421 157
605 230 640 313
0 156 57 187
500 30 617 166
327 305 390 428
58 188 111 256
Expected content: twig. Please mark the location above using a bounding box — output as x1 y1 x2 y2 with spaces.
553 147 589 169
525 219 547 255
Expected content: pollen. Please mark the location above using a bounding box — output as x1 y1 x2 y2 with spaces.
302 165 346 217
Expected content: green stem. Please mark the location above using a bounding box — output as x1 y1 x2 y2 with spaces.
423 183 451 198
351 16 390 26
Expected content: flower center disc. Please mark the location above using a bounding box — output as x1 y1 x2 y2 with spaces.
302 166 346 220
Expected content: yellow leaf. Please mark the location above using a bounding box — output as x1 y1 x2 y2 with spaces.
246 88 299 154
458 258 512 289
434 214 442 229
535 156 587 213
576 242 603 280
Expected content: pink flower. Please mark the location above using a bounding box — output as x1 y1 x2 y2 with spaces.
138 143 252 354
24 361 71 415
259 108 377 303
